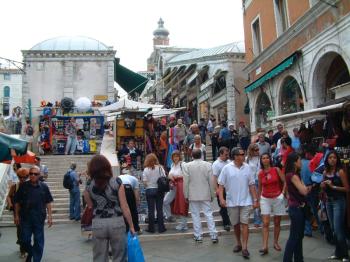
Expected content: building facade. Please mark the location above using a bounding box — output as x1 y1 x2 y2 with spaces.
22 36 116 118
242 0 350 131
0 68 23 116
150 42 248 126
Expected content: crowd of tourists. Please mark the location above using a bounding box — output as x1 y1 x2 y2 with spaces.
4 114 350 262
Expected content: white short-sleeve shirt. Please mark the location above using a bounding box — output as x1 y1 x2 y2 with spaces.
212 159 230 177
218 162 255 207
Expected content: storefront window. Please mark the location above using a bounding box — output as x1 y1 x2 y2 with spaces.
199 101 209 120
255 92 272 128
280 77 304 114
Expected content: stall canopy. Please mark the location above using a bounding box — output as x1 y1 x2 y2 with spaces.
0 133 36 164
145 107 187 118
268 102 346 122
99 98 163 113
114 58 149 97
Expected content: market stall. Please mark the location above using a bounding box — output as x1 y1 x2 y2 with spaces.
39 115 104 155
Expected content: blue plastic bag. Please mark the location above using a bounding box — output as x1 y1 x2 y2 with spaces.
127 232 145 262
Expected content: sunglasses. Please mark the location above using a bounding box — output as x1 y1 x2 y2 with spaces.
29 172 40 176
236 153 245 156
254 149 259 151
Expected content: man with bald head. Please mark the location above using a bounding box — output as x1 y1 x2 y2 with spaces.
14 165 53 262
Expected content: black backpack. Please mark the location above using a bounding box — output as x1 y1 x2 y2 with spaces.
26 126 34 136
63 170 73 190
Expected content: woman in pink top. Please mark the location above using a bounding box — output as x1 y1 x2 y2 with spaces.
258 153 286 255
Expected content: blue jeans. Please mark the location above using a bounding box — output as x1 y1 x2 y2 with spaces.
21 215 45 262
146 188 165 232
283 206 305 262
65 136 77 155
69 189 81 220
304 190 322 236
326 197 349 259
253 180 262 225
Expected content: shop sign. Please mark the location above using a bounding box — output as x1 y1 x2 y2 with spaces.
267 110 275 118
94 95 108 101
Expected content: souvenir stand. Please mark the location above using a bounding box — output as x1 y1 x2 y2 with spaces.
38 113 104 155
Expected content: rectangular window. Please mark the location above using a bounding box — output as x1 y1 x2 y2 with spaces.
274 0 289 36
3 73 11 80
252 18 262 56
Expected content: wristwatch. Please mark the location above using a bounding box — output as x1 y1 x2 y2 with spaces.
333 186 337 189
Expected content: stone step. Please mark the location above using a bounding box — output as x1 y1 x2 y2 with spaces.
137 223 291 242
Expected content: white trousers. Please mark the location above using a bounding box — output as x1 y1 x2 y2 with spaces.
163 189 176 218
189 201 217 238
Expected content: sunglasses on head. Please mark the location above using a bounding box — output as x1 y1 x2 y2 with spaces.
29 172 40 176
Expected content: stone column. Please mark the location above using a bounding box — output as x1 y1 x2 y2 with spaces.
63 60 74 98
107 59 115 101
226 63 236 124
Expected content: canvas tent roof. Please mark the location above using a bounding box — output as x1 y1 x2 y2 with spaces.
99 98 163 113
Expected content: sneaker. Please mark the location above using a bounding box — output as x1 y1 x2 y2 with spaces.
224 225 231 232
175 225 188 231
193 236 203 243
166 216 176 222
211 237 219 244
342 259 349 262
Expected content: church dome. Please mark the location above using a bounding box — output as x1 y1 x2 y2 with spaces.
30 36 109 51
153 18 169 37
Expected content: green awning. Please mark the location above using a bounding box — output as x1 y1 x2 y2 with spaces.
245 52 300 93
114 58 149 97
0 133 28 162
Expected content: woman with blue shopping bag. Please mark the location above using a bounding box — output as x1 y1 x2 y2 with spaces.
127 232 145 262
83 155 135 262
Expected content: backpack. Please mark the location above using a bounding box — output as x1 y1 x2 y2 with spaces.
63 170 73 190
26 125 34 136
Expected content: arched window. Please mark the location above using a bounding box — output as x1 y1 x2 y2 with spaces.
3 86 10 97
255 92 272 129
280 77 304 114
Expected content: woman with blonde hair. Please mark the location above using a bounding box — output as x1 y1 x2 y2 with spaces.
163 150 188 231
143 153 167 233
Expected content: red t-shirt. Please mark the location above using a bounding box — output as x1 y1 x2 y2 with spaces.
259 167 282 198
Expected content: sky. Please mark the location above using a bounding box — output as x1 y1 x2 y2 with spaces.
0 0 244 73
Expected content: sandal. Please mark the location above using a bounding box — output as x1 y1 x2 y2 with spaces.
259 249 268 255
274 243 282 251
233 245 242 253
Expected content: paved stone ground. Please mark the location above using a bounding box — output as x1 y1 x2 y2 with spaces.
0 223 334 262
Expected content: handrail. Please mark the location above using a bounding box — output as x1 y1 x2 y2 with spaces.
0 164 9 220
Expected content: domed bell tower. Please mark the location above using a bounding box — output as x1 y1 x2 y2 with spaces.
153 18 169 46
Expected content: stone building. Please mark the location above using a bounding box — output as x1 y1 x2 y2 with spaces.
144 19 199 103
242 0 350 132
0 68 23 116
160 42 248 126
22 36 116 118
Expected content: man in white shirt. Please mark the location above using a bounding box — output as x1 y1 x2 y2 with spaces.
218 147 259 259
212 146 231 231
183 149 218 243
